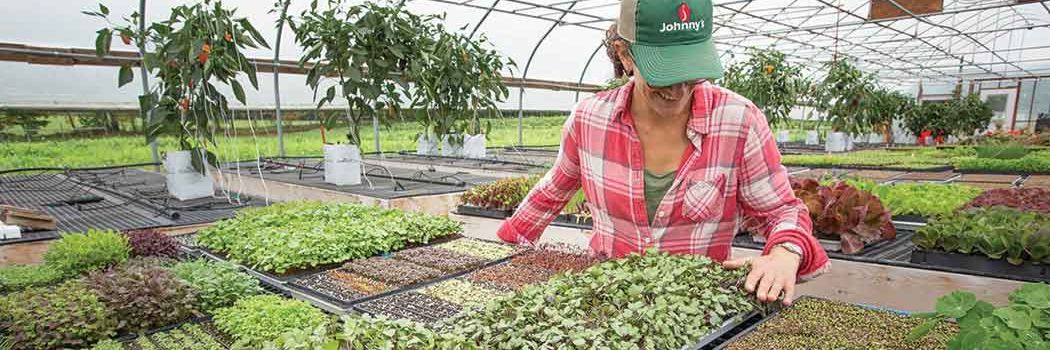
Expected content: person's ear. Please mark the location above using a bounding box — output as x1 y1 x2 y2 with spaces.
612 41 635 76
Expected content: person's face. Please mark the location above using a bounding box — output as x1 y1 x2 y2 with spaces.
613 41 695 116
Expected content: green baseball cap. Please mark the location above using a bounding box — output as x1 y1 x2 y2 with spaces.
618 0 723 86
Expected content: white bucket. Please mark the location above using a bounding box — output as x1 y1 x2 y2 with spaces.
164 150 214 201
776 130 791 143
324 144 361 186
0 225 21 239
825 132 849 153
440 134 464 158
416 134 438 156
463 134 487 158
805 130 820 145
867 132 883 144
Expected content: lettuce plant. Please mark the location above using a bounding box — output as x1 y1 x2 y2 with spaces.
44 229 130 277
171 259 262 313
460 176 539 210
214 295 329 348
0 280 118 350
846 179 982 217
910 283 1050 348
791 178 896 254
0 264 64 293
913 207 1050 265
196 201 461 273
966 188 1050 213
84 263 202 333
125 229 182 259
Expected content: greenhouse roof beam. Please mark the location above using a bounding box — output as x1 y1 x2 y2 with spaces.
882 0 1030 77
424 0 606 30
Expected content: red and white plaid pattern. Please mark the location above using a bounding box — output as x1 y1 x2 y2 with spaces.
497 80 830 279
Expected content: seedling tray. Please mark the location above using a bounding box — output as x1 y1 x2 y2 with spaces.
286 248 521 311
737 231 915 260
792 164 954 173
457 205 595 230
909 249 1049 281
685 310 762 350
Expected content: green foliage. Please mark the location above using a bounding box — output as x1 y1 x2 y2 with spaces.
214 295 330 348
460 176 540 210
790 178 896 254
845 180 982 217
0 264 64 293
452 251 753 349
0 280 118 350
813 59 875 134
975 143 1029 160
89 339 124 350
420 279 509 307
83 263 202 333
171 259 262 313
196 201 461 273
720 49 806 128
292 0 428 145
910 283 1050 349
44 229 131 277
0 111 50 140
862 88 913 136
781 148 953 169
952 150 1050 173
902 95 993 139
913 207 1050 264
86 0 268 164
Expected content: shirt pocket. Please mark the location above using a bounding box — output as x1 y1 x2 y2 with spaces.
682 174 726 222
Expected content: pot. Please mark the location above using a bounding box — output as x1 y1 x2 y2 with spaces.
164 150 215 200
324 144 362 186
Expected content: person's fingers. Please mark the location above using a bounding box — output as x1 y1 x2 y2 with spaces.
783 281 796 306
744 265 763 293
722 257 749 270
754 271 774 301
765 277 785 303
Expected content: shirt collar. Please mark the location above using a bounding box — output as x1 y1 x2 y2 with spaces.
612 79 712 135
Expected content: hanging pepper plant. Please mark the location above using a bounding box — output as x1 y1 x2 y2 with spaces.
720 49 805 128
86 1 269 172
814 58 875 134
409 22 512 142
292 0 431 146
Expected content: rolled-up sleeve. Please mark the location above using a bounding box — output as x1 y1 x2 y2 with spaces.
496 111 583 244
737 105 830 280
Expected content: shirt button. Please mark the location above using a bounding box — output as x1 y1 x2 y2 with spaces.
658 211 666 217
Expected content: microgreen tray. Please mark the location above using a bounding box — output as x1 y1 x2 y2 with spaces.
909 249 1048 282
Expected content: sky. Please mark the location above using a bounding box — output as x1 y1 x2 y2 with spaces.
0 0 1048 111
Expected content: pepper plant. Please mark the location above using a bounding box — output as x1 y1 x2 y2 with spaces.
86 1 269 172
410 25 512 142
863 87 914 142
720 49 805 128
292 0 431 146
814 58 875 134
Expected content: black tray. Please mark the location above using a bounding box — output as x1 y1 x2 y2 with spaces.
892 214 928 224
457 205 595 230
909 249 1049 281
456 205 513 220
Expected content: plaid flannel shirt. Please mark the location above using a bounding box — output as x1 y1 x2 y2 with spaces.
497 80 830 279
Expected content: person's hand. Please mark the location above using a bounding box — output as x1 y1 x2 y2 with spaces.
722 246 801 306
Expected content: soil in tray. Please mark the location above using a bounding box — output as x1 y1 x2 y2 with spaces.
356 291 462 324
344 256 444 286
510 249 600 273
723 298 957 350
468 263 555 291
393 246 489 272
956 173 1021 183
292 269 389 302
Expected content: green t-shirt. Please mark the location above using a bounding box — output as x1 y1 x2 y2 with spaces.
644 170 677 224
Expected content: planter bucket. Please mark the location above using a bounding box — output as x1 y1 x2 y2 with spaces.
324 144 362 186
825 132 849 153
416 134 438 156
463 134 487 158
0 225 21 239
440 134 464 158
805 130 820 145
776 130 791 143
867 132 884 144
164 150 215 201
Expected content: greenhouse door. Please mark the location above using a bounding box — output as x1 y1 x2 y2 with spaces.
980 88 1017 131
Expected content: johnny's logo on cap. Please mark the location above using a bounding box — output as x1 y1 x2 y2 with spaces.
661 2 705 33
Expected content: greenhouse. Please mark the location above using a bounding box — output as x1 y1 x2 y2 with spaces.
1 0 1049 349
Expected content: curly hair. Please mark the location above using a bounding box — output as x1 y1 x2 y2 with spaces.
605 23 632 78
